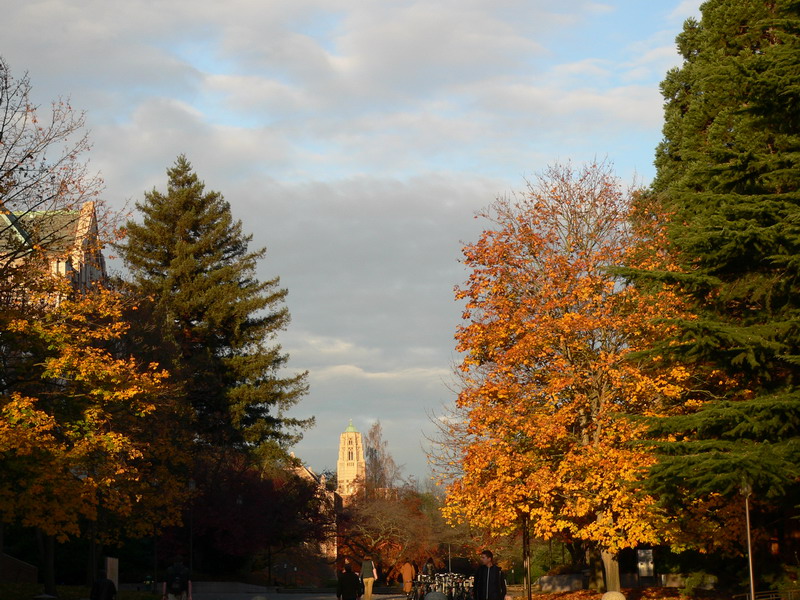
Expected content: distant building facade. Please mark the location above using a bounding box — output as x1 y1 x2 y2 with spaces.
337 420 365 497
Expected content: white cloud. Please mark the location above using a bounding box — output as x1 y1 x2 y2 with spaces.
551 58 613 80
2 0 685 477
314 364 449 382
203 74 314 117
669 0 703 22
621 45 682 82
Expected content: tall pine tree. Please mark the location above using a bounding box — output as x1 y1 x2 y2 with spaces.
643 0 800 560
118 156 310 459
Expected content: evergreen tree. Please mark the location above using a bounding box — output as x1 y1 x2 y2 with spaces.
118 156 310 458
644 0 800 540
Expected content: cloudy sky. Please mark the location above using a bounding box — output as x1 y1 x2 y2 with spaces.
4 0 701 480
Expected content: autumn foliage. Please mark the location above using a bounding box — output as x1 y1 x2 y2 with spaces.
0 282 189 542
442 163 692 565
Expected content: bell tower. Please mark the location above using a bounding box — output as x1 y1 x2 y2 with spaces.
337 420 365 497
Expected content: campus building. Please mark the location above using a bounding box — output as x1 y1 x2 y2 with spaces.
337 420 366 497
0 201 107 289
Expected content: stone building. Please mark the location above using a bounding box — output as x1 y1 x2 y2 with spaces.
337 420 366 497
0 201 107 289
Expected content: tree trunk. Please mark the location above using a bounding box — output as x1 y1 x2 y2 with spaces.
565 541 584 566
37 529 57 596
601 550 620 593
87 520 98 586
521 514 531 600
0 522 5 583
153 536 159 593
585 546 604 592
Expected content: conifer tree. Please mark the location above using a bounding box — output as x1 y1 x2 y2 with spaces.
644 0 800 540
118 156 310 458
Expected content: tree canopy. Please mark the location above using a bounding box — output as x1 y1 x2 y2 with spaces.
441 162 690 592
644 0 800 513
118 156 311 459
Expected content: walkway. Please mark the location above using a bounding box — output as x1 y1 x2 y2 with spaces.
188 582 407 600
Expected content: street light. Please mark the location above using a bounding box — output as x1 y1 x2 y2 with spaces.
742 483 756 600
189 479 196 575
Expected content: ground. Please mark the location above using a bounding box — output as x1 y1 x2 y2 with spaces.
0 583 733 600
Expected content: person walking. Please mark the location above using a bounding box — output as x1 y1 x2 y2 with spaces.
473 550 506 600
338 563 364 600
165 557 190 600
361 555 377 600
400 560 416 598
90 571 117 600
423 558 435 577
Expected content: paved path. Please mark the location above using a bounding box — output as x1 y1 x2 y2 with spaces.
192 592 407 600
187 583 406 600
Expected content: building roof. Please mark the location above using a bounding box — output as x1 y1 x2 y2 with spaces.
0 202 107 285
344 419 358 433
0 210 32 248
6 210 83 255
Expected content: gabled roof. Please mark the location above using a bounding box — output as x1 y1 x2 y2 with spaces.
12 211 82 255
0 210 32 248
0 202 99 258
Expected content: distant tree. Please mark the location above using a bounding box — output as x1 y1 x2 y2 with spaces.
320 468 338 492
642 0 800 574
117 156 311 460
338 486 464 582
364 421 402 493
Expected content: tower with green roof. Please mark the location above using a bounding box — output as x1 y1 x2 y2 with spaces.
337 420 365 497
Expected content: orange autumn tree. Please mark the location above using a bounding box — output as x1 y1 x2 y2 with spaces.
0 280 190 592
442 162 689 593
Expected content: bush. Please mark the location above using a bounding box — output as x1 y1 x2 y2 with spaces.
681 572 716 597
545 564 583 576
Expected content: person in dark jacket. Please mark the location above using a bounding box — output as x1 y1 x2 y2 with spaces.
473 550 506 600
166 557 190 600
423 558 436 577
90 571 117 600
337 563 363 600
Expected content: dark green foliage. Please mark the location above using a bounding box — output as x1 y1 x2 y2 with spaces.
648 393 800 500
118 156 310 457
645 0 800 509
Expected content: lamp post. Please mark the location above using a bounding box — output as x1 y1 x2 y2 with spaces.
742 483 756 600
189 479 196 575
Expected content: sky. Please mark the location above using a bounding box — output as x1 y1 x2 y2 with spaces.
3 0 702 481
